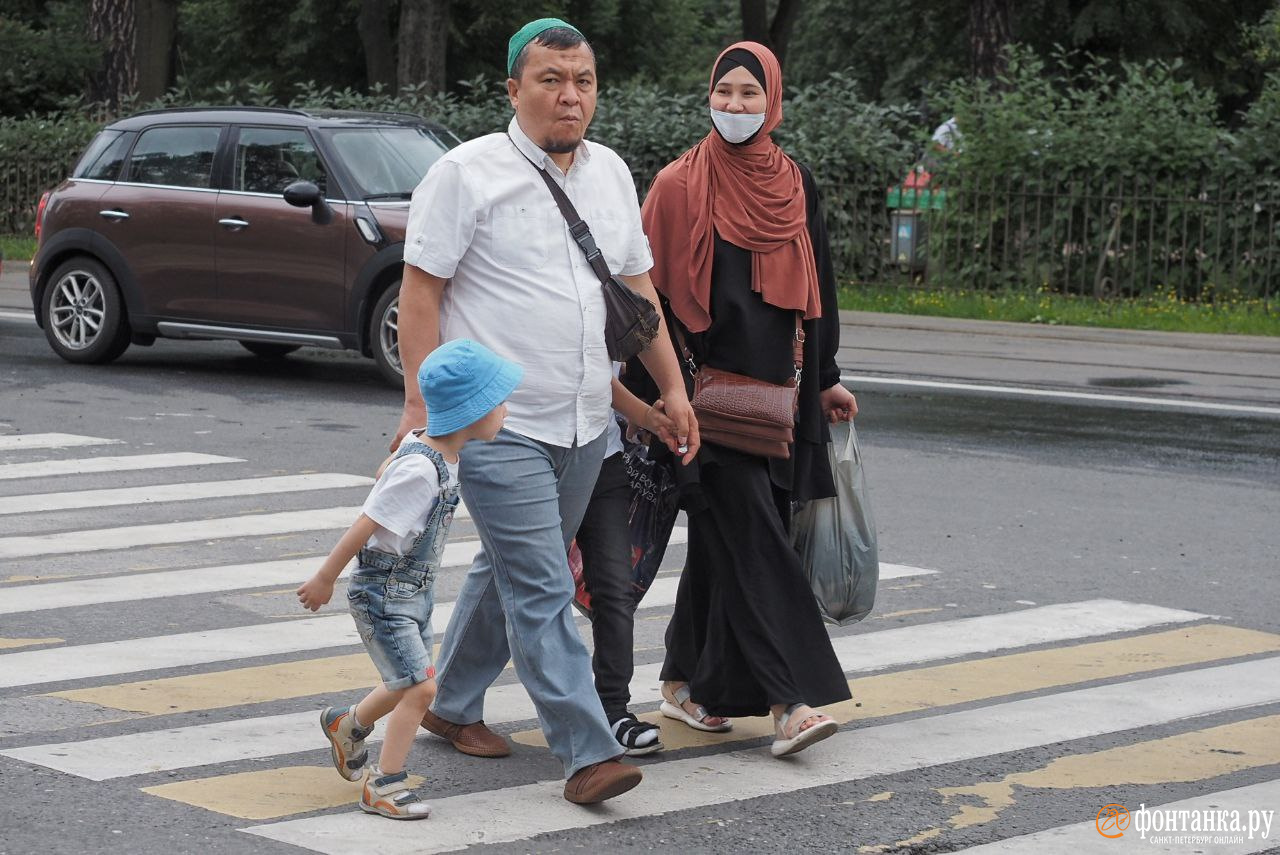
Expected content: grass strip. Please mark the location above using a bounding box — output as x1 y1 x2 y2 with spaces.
839 283 1279 336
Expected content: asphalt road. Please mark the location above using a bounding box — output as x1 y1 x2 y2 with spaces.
1 288 1278 855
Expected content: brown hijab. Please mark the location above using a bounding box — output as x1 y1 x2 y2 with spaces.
642 41 822 333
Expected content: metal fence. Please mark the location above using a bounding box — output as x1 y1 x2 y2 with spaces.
5 152 1278 305
1 155 74 235
826 172 1280 302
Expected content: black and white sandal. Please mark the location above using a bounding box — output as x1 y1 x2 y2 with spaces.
610 713 664 756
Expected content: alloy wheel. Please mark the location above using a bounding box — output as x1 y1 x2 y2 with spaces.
49 271 106 351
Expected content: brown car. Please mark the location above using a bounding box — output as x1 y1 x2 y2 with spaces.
30 107 459 385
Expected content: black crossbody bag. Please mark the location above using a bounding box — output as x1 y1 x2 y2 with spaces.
510 137 660 361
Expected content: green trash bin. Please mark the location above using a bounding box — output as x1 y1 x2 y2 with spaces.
886 174 945 274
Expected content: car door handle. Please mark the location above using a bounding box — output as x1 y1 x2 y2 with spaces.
218 217 250 229
98 209 129 221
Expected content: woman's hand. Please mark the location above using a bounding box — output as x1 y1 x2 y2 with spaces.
820 383 858 423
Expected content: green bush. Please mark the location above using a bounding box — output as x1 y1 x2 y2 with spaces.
919 49 1278 301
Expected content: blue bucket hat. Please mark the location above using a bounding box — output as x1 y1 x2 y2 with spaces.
419 339 523 437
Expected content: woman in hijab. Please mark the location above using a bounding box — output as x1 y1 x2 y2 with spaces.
637 42 858 757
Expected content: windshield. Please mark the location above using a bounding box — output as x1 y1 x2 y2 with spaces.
321 126 458 199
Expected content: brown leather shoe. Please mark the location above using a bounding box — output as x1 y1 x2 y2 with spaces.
420 708 511 758
563 759 643 804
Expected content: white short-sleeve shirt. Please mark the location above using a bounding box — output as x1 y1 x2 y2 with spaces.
403 116 654 449
361 433 460 556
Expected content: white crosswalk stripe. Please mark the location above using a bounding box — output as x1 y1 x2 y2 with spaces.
0 599 1202 779
0 433 122 452
0 452 241 481
0 473 373 516
243 658 1280 854
0 544 922 617
1 431 1274 855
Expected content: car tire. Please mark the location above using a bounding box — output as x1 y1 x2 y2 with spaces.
42 257 131 365
370 281 403 387
239 341 301 358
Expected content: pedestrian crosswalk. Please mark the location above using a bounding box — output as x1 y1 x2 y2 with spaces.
0 430 1276 854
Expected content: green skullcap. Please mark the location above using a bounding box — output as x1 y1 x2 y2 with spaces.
507 17 583 77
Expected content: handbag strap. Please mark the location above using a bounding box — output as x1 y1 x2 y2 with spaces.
670 312 805 384
508 134 612 287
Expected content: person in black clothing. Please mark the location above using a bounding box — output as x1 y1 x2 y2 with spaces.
635 41 858 757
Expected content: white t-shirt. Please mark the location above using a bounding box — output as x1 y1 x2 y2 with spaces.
361 434 460 556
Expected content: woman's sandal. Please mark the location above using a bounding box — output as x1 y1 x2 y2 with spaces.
610 713 664 756
660 683 732 733
771 703 838 757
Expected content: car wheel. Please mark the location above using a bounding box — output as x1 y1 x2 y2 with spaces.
370 281 403 387
42 257 131 364
239 341 301 358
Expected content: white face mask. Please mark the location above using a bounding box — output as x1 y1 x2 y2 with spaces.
710 107 766 144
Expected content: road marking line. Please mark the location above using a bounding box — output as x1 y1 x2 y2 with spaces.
841 373 1280 417
0 452 242 481
241 658 1280 853
0 473 374 516
876 714 1280 852
0 613 376 691
0 527 687 613
0 506 366 560
143 766 422 821
513 624 1280 750
0 433 122 452
0 566 693 691
0 558 326 615
0 599 1199 780
42 563 926 717
46 578 678 716
948 779 1280 853
0 636 63 650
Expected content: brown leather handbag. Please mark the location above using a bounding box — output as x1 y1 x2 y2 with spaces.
672 316 804 459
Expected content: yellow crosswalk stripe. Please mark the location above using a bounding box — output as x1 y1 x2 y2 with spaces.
511 623 1280 751
51 654 379 715
0 637 63 650
864 714 1280 853
142 766 424 821
50 644 454 715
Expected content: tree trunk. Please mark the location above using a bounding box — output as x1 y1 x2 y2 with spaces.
134 0 177 101
970 0 1013 80
397 0 450 94
88 0 137 108
739 0 804 65
359 0 397 91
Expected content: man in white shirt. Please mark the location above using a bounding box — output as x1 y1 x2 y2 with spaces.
392 18 696 805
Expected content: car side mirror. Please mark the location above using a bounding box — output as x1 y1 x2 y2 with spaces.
283 180 332 225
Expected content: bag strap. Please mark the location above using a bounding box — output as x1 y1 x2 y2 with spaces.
670 313 805 383
507 134 612 287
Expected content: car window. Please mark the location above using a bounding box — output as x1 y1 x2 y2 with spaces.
320 127 452 198
75 131 131 181
127 126 221 189
234 127 327 196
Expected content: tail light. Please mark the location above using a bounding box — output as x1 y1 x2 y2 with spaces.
34 191 50 242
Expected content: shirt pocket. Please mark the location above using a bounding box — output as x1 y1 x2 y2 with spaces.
490 205 557 269
582 209 631 274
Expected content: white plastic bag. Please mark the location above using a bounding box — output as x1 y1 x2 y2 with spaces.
791 421 879 626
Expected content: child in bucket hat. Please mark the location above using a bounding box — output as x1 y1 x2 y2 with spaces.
296 339 520 819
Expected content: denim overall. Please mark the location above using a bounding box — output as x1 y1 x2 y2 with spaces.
347 440 461 692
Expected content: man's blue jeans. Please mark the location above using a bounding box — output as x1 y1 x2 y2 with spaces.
430 428 619 777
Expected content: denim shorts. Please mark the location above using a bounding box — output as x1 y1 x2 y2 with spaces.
347 563 436 692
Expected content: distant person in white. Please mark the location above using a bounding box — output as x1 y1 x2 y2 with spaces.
391 17 696 805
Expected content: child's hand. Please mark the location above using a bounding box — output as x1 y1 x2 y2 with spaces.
297 574 335 611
